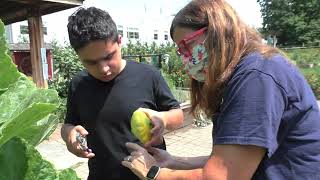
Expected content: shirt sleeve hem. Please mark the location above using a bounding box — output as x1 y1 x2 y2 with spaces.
214 136 273 157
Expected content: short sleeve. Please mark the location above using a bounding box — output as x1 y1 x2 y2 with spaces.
65 82 80 125
154 71 180 111
213 70 286 157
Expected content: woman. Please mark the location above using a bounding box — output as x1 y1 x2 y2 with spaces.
122 0 320 179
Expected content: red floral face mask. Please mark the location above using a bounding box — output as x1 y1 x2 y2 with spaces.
177 27 208 82
176 27 207 60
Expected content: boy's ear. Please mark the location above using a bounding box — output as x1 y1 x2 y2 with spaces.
118 35 122 44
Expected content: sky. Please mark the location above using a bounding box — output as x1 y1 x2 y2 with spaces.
42 0 262 44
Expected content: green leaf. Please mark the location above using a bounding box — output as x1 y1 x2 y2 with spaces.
0 77 59 146
0 138 80 180
0 20 22 94
24 138 58 180
18 114 59 146
58 169 81 180
0 137 27 180
0 103 57 147
0 77 36 124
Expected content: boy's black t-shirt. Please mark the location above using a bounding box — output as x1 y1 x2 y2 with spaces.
65 60 180 180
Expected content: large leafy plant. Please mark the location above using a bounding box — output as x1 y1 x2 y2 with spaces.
0 20 79 179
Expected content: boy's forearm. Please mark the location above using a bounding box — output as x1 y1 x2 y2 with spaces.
162 108 184 130
60 123 74 142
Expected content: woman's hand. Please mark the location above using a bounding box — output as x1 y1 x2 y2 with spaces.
147 146 173 168
122 142 157 179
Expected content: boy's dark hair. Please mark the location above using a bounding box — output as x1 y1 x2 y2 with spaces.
67 7 118 51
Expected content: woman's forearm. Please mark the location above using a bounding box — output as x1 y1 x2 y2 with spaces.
157 168 203 180
168 155 210 170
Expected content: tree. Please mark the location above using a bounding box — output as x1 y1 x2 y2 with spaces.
257 0 320 46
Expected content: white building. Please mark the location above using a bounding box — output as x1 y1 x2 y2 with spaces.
4 0 262 45
5 4 174 46
115 13 172 45
5 21 50 44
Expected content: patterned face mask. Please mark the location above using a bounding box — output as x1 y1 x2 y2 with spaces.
182 43 208 82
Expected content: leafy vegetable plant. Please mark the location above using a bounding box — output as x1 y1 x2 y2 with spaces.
0 20 80 179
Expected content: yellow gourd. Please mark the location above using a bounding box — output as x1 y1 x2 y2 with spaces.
131 109 152 144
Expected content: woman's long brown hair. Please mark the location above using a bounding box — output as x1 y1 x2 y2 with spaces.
170 0 280 117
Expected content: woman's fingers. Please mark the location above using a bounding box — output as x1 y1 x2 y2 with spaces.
121 160 133 169
126 142 145 152
146 147 159 155
131 151 143 157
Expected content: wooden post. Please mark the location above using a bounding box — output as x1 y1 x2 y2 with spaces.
28 7 47 88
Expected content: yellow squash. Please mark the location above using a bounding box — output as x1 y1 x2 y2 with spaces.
131 109 152 144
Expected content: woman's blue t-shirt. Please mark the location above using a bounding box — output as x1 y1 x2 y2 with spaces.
213 53 320 179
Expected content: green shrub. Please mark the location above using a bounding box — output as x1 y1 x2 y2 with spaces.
161 71 175 91
163 48 190 88
48 41 83 122
284 48 320 99
49 41 83 98
306 74 320 99
302 67 320 99
122 41 189 88
285 48 320 68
